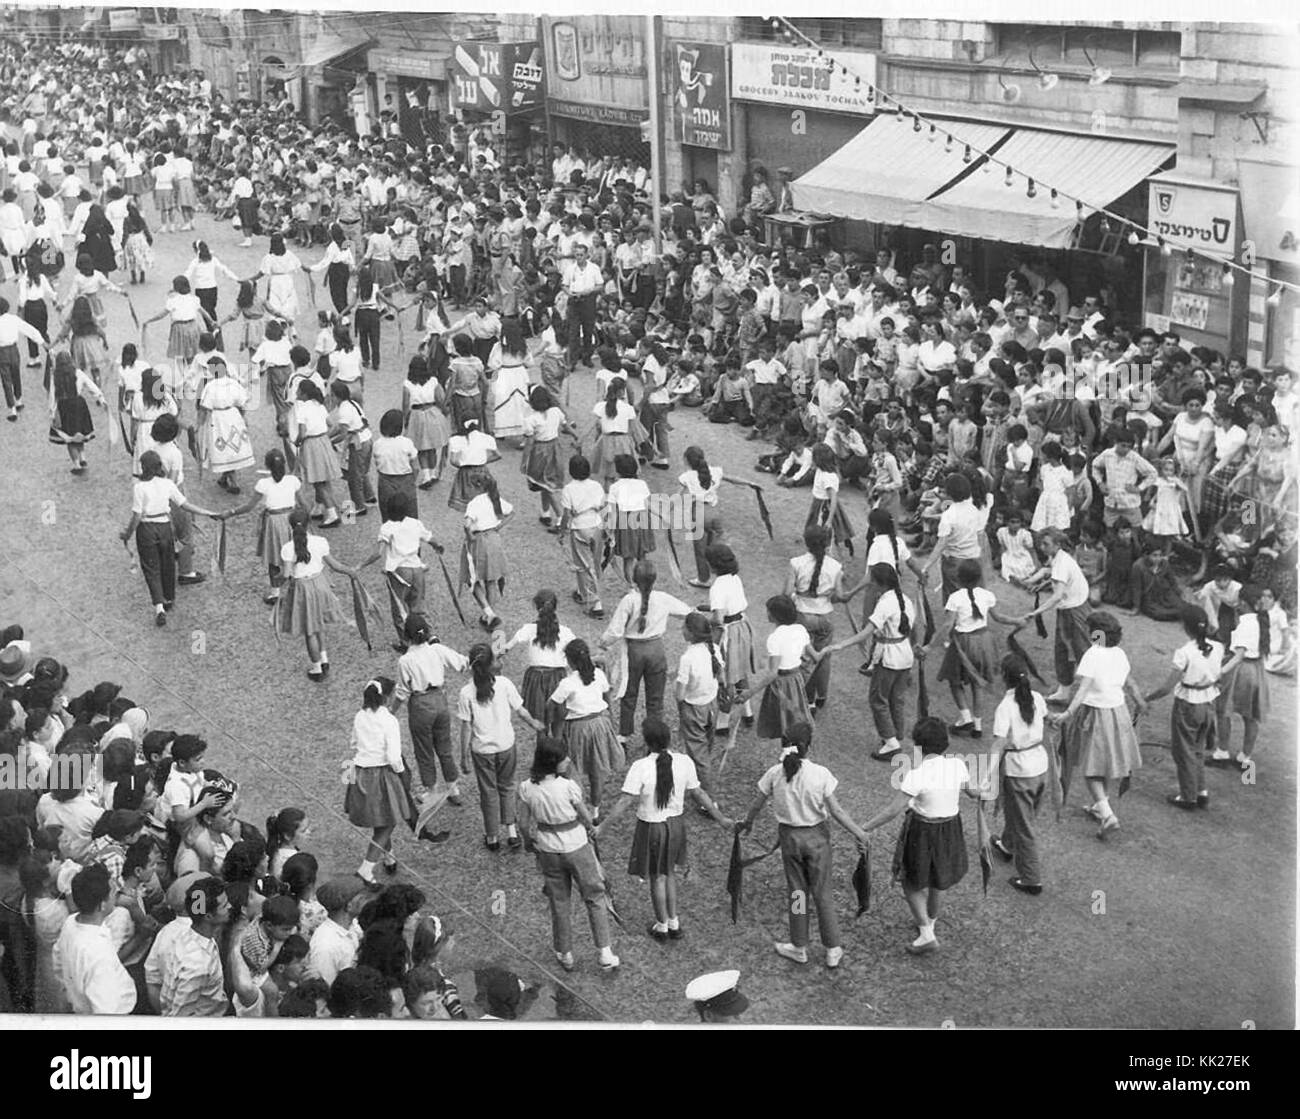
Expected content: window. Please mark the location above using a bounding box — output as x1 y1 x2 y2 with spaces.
737 17 883 52
993 24 1181 72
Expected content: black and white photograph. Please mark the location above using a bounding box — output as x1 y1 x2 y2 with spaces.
0 0 1294 1053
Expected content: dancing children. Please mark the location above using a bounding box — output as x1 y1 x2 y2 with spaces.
602 559 692 745
590 377 640 487
393 613 469 814
515 735 621 973
731 595 815 747
330 381 375 516
402 354 450 490
596 717 731 943
607 454 655 585
520 385 574 530
461 472 513 631
274 507 358 680
679 445 723 589
702 544 755 732
675 611 724 794
446 416 498 513
785 525 845 714
456 644 545 852
48 350 107 472
936 559 1009 738
860 717 982 955
291 379 342 528
373 409 420 522
558 453 607 619
738 720 870 967
497 590 576 724
227 449 303 604
120 450 220 627
1211 584 1277 772
1143 606 1222 811
196 353 254 494
344 677 418 886
356 492 439 651
547 638 625 819
818 564 922 762
987 655 1050 895
806 443 854 556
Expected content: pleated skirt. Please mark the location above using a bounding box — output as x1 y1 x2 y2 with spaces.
406 406 450 452
298 432 342 485
460 527 508 588
257 509 294 569
345 765 418 829
936 627 998 686
167 319 202 364
448 463 489 512
756 671 812 740
627 815 687 877
277 570 344 636
892 811 968 890
720 616 756 685
1062 704 1142 782
1224 659 1270 721
524 438 562 491
520 665 566 722
561 712 625 784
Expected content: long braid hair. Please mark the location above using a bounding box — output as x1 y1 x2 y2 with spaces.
956 558 984 620
468 643 496 703
565 639 596 686
479 471 504 518
632 560 657 635
288 507 311 567
1000 655 1036 725
684 445 712 491
683 612 722 683
1184 605 1214 658
644 718 674 811
532 589 560 649
803 525 831 598
869 562 910 635
865 507 901 569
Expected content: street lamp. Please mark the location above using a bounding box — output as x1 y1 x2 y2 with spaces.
1029 47 1058 91
1083 41 1112 86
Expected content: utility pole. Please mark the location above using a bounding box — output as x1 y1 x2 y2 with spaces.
645 13 663 253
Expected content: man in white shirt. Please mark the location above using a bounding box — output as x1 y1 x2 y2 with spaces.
564 243 603 370
306 877 364 985
920 473 983 600
53 864 138 1015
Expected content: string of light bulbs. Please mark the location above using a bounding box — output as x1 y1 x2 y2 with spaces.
766 15 1297 304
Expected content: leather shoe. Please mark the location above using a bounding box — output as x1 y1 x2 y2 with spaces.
1196 793 1210 808
1166 794 1197 811
870 747 901 762
1009 877 1043 895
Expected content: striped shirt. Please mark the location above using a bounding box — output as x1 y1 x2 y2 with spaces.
144 918 227 1017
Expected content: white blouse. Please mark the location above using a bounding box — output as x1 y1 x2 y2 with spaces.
465 493 512 532
280 534 331 579
766 623 811 670
550 669 610 719
350 706 404 770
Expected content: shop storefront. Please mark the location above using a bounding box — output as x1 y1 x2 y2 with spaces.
542 16 650 169
368 49 451 148
1142 174 1244 357
1238 159 1300 370
450 40 546 167
668 40 731 203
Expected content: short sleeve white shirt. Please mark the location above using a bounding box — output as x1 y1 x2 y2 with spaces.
621 752 699 823
1076 645 1130 708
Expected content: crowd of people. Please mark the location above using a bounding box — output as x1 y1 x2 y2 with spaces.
0 30 1295 1020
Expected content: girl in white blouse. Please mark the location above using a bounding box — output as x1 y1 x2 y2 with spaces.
785 525 845 714
936 559 1015 738
520 385 576 530
704 544 756 731
731 595 815 745
1212 584 1278 772
547 639 626 818
590 377 641 486
498 589 576 723
461 472 513 630
275 508 360 680
292 379 342 528
223 448 303 604
680 446 724 588
344 677 419 885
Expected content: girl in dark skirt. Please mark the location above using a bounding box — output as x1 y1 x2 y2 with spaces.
936 558 1008 738
596 717 731 942
608 454 656 582
447 418 499 513
520 385 576 530
48 350 107 472
862 717 984 955
731 595 815 744
345 677 420 885
500 589 576 723
1214 584 1277 771
373 409 419 522
547 639 626 817
806 443 854 556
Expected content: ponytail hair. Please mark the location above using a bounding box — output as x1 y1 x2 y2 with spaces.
643 718 674 810
533 589 560 649
869 563 909 635
1182 605 1213 657
684 445 712 491
683 612 721 681
1000 655 1036 726
780 721 812 783
288 507 311 567
266 807 305 854
362 677 395 710
604 377 625 418
468 643 496 703
956 557 984 620
866 507 900 569
1241 584 1271 656
565 639 596 686
802 525 830 598
632 560 657 634
480 471 504 518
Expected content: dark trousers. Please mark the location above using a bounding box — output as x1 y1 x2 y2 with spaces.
566 293 597 365
619 637 667 737
691 508 724 581
344 439 376 509
1171 697 1213 800
538 844 612 954
868 665 911 741
798 612 834 706
195 287 218 322
0 345 21 407
407 689 457 787
354 307 381 370
778 822 841 949
326 262 350 314
999 772 1045 885
709 397 753 425
135 520 176 606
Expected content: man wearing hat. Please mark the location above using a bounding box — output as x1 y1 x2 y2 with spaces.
685 970 749 1022
306 876 365 985
0 641 33 688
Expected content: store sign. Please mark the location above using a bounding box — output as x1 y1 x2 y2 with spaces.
368 51 444 81
546 98 648 128
452 41 544 115
107 10 140 32
140 24 181 41
730 42 877 116
670 41 730 151
544 16 647 111
1147 177 1238 260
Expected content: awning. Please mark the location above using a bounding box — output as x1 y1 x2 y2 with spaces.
263 31 373 81
1237 160 1300 265
919 130 1173 248
791 116 1012 227
1177 79 1265 106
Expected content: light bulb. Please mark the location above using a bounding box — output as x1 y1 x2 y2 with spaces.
1222 266 1235 287
1267 286 1283 306
1050 189 1060 209
1026 179 1037 199
944 134 953 153
913 116 923 133
962 145 972 163
928 124 937 142
1160 239 1172 257
1004 166 1014 187
1127 231 1141 246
